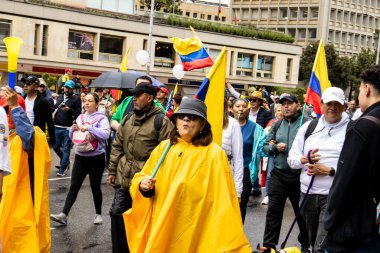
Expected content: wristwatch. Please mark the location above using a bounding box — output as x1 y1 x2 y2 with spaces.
329 167 336 177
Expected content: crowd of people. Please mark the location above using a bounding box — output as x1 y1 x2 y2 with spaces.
0 64 379 253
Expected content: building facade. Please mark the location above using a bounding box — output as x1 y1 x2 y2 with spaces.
232 0 380 55
1 0 302 93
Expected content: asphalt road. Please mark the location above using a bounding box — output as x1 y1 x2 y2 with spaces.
48 150 300 253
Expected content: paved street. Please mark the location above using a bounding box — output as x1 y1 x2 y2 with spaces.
49 150 300 253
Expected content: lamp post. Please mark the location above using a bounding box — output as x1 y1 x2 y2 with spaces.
147 0 155 74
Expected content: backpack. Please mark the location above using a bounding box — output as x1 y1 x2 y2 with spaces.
271 117 318 141
121 111 165 133
72 114 104 153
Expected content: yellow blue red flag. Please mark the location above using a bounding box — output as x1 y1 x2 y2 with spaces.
304 40 331 116
110 48 130 100
194 47 226 146
169 27 213 71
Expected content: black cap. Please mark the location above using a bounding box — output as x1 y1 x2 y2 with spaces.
170 98 210 127
279 93 298 104
24 75 40 85
129 83 157 97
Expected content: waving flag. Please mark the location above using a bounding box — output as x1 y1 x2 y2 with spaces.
169 27 213 71
304 40 331 116
110 48 130 100
194 47 226 146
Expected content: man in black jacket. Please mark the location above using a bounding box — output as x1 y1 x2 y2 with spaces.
22 75 55 146
53 80 81 176
323 65 380 253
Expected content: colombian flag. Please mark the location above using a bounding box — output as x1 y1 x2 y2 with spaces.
169 27 213 71
110 48 130 100
194 47 226 146
305 40 331 116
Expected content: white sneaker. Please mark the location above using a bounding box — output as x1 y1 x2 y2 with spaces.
261 196 269 205
50 212 67 225
94 214 103 225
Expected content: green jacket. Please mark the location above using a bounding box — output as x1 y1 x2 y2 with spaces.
111 96 165 123
263 113 308 176
108 105 172 189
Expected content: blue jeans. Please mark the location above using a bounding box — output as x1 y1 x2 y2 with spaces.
53 127 71 174
265 156 275 196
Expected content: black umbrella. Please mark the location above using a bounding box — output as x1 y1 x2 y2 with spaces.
90 71 140 89
90 71 165 89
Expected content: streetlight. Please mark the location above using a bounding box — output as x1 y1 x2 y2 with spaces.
147 0 155 74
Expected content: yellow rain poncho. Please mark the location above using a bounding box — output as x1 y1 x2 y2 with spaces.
124 139 251 253
0 127 51 253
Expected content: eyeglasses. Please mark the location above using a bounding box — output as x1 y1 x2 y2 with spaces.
177 114 200 121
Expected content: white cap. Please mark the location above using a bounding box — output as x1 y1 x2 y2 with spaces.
321 87 345 105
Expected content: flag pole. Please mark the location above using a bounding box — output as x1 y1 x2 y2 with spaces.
151 142 171 178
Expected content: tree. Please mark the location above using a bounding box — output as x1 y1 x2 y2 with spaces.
140 0 182 13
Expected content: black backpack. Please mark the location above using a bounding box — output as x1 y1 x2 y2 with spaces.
271 118 319 141
121 111 165 133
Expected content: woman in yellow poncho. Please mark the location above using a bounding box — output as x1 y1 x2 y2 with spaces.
124 98 251 253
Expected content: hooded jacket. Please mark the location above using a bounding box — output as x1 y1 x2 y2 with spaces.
109 105 172 189
288 113 350 195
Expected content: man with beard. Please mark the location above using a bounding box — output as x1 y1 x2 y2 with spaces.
108 83 172 253
53 80 81 176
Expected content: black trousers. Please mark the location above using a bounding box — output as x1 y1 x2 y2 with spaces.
263 169 310 249
62 153 105 215
110 187 132 253
240 167 252 223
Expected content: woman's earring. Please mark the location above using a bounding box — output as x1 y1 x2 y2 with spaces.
199 131 202 134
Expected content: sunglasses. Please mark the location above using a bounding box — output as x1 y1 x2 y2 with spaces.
177 114 200 121
249 98 259 102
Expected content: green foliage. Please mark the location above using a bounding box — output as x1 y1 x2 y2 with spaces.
164 16 294 43
41 73 57 89
273 87 306 103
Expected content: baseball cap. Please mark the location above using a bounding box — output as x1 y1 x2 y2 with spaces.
38 78 47 87
64 80 75 89
24 75 40 85
65 68 73 73
321 87 345 105
279 93 298 104
129 83 157 97
157 87 169 96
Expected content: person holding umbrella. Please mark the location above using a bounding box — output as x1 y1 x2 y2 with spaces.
124 98 251 253
110 76 165 131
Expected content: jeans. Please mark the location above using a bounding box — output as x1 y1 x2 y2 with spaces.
263 169 310 250
240 167 252 223
301 193 328 253
110 187 132 253
265 156 275 196
53 127 71 174
62 153 105 215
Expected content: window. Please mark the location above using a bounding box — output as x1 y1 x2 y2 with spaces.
257 55 273 79
298 29 306 39
270 8 278 18
0 19 11 51
222 17 226 22
139 5 144 10
261 9 269 19
288 28 296 38
201 14 205 19
308 28 317 39
311 8 318 18
193 13 197 18
186 12 190 17
286 58 292 81
209 49 221 61
207 15 212 20
280 8 287 19
67 31 94 60
34 24 48 56
99 35 123 63
236 53 254 76
300 8 308 19
214 16 219 21
154 42 174 68
42 25 48 56
290 8 298 19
